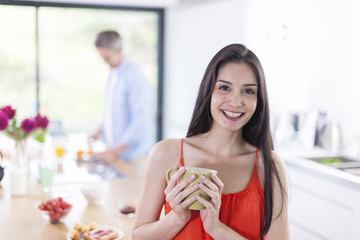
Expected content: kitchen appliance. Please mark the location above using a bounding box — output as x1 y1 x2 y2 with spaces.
318 120 343 152
0 151 4 184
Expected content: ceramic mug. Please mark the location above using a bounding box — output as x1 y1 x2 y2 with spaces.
166 166 217 210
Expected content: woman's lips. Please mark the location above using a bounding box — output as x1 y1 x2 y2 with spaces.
222 110 244 120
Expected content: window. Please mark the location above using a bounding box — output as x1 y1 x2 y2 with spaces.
0 5 36 119
0 2 163 139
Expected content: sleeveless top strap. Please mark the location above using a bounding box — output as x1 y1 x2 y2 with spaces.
180 139 184 166
255 147 258 168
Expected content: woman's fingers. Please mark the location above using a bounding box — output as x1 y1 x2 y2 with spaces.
177 186 199 209
211 173 224 193
199 174 223 194
165 172 198 207
198 174 223 207
168 181 198 210
195 193 213 209
164 167 186 195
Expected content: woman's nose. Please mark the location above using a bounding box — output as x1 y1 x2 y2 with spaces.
229 93 243 107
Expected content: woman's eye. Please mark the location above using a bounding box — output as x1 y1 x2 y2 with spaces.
244 89 255 94
219 85 230 91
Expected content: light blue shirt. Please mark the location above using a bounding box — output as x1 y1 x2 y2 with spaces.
102 58 154 161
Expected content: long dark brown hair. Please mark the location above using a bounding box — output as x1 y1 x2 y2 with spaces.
186 43 285 236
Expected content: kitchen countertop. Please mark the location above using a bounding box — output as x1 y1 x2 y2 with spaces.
0 156 142 240
278 146 360 189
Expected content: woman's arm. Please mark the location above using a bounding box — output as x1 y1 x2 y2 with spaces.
132 140 199 240
264 151 290 240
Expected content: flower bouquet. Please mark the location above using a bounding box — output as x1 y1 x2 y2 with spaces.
0 105 49 143
0 105 49 196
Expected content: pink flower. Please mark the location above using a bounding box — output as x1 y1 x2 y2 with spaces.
0 105 16 119
35 114 49 129
0 112 8 130
21 118 36 133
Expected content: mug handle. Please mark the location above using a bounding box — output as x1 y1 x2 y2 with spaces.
166 167 179 183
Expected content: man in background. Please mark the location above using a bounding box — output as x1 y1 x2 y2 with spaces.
89 30 154 174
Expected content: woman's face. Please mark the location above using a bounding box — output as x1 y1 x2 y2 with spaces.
210 62 258 132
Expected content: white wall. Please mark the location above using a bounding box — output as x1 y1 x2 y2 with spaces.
243 0 360 154
164 0 360 156
308 0 360 155
243 0 313 113
163 0 246 138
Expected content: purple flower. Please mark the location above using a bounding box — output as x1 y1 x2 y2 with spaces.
0 105 16 119
35 114 49 129
0 112 8 130
21 118 36 133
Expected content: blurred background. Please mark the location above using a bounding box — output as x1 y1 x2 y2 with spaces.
0 2 160 136
1 0 360 156
1 0 360 239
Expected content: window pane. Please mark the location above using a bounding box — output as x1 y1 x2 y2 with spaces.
0 6 36 119
38 7 159 132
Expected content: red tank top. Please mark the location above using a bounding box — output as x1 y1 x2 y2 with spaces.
164 139 265 240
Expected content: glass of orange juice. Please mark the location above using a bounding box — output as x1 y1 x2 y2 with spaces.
55 146 65 158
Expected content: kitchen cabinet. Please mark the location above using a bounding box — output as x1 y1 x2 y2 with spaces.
284 155 360 240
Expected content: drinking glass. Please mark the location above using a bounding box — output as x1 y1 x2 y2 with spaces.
40 160 56 192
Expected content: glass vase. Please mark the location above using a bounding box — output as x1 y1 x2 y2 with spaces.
9 140 27 196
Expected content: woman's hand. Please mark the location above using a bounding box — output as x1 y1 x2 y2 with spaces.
195 173 224 234
164 164 199 224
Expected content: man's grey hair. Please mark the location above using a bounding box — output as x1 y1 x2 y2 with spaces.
95 30 122 51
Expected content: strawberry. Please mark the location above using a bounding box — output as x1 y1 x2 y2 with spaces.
60 201 68 209
39 197 72 224
38 203 46 210
53 200 61 212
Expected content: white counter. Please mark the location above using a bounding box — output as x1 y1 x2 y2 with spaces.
279 147 360 240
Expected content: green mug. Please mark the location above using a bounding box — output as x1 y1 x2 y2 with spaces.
166 166 218 210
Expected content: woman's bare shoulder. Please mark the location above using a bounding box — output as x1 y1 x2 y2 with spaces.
148 138 183 168
271 151 287 174
270 150 289 191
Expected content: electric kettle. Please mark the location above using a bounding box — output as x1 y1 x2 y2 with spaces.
318 121 342 151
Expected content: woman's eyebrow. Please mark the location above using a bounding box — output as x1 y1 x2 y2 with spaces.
217 80 258 87
217 80 231 84
244 83 258 87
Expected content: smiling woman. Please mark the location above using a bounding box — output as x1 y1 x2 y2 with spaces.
211 63 258 131
133 44 289 240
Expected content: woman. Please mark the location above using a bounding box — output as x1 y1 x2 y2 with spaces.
133 44 289 240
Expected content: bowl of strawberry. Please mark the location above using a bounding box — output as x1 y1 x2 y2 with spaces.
37 197 72 224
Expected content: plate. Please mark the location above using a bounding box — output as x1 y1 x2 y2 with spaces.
66 225 124 240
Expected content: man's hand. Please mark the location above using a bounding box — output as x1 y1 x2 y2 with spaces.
96 144 128 164
87 127 102 146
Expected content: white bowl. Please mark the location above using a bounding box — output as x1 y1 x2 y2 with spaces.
80 182 107 204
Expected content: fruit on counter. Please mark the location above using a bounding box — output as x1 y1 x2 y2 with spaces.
76 149 95 161
38 197 72 223
77 150 84 160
